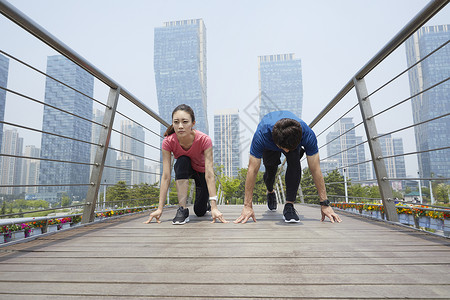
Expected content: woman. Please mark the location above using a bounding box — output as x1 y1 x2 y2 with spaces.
144 104 228 225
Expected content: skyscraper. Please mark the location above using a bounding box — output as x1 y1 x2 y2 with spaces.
0 129 23 195
377 134 407 190
39 55 94 200
214 109 241 177
326 118 367 182
22 145 40 194
258 54 303 120
116 120 145 185
154 19 208 135
0 54 9 153
405 24 450 180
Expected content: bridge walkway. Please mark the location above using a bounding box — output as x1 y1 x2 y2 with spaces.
0 204 449 299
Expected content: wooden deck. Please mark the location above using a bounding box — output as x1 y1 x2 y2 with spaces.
0 204 449 299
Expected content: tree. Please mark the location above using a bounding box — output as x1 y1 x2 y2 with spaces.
61 193 70 207
235 168 248 201
29 200 49 210
324 170 345 201
220 175 241 204
405 186 412 194
348 184 366 202
435 183 449 204
1 201 6 215
129 183 160 206
106 181 129 207
168 179 178 205
253 171 267 204
301 168 318 203
13 199 28 210
392 189 403 200
366 186 381 200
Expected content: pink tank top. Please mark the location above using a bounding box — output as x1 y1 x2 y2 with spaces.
162 130 212 173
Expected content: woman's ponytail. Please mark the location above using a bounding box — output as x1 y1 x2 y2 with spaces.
164 125 175 137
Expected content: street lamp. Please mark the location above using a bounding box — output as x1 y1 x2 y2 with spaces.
417 171 423 204
343 168 348 203
430 173 435 204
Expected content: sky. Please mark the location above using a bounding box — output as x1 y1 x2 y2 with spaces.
1 0 449 177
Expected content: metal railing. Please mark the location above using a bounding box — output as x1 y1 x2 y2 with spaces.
272 0 450 224
0 0 449 243
0 0 174 229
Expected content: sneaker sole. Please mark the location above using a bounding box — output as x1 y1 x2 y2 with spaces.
172 217 190 225
283 216 300 223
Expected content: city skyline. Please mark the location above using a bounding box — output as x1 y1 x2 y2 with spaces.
0 1 449 179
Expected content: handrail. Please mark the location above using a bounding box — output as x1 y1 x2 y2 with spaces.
309 0 449 128
0 0 169 128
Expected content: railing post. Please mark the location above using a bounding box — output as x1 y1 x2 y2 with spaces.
353 77 398 222
278 174 286 203
275 183 281 204
298 185 304 204
82 87 120 224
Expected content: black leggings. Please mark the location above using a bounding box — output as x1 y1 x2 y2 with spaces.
173 156 209 217
262 148 303 203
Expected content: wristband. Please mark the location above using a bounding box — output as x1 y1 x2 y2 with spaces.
209 196 218 201
320 199 330 206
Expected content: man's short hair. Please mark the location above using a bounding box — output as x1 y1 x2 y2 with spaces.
272 118 302 150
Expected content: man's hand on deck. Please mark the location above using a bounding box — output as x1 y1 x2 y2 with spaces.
321 206 342 223
234 206 256 224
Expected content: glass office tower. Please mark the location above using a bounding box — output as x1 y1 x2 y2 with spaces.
214 109 241 177
0 54 9 153
405 24 450 181
0 129 23 195
258 54 303 120
377 134 407 190
326 118 367 182
154 19 208 136
116 120 145 185
39 55 94 201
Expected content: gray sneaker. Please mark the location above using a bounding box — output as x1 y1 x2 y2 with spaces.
267 192 277 211
172 207 189 225
283 203 300 223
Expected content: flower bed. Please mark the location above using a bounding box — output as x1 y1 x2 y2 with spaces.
0 207 151 244
331 202 449 233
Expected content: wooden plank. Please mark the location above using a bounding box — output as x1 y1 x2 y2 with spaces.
0 282 449 298
0 204 448 299
0 271 449 285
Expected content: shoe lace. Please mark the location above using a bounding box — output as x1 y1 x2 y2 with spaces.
284 205 298 215
175 207 185 218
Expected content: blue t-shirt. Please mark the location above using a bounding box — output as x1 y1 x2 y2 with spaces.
249 111 319 159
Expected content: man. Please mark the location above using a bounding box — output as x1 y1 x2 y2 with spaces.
234 111 342 224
